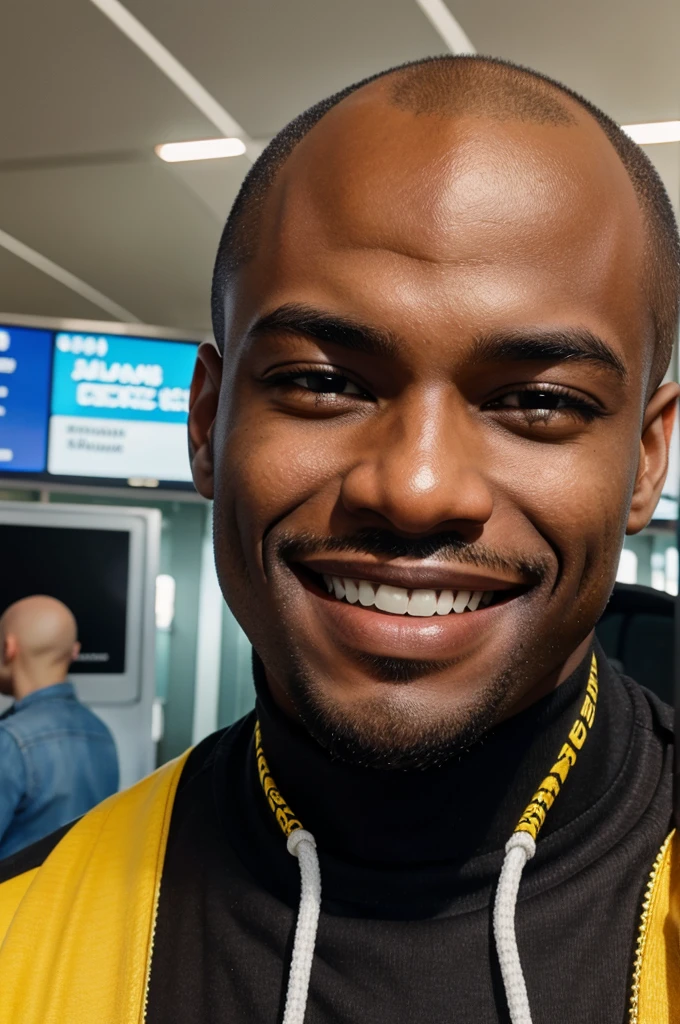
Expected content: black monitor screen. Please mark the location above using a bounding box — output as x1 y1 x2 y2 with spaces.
0 524 129 673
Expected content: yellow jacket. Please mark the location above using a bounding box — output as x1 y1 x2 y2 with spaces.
0 751 677 1023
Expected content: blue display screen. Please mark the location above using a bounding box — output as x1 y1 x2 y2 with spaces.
0 326 53 473
48 333 199 482
0 325 200 485
51 333 198 424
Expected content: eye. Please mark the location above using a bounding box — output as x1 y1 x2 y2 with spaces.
484 385 602 424
496 390 571 411
262 366 374 402
289 371 365 395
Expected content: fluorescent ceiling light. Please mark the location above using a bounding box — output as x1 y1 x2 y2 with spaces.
621 121 680 145
155 138 247 163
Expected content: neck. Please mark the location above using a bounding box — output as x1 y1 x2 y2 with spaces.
217 642 632 917
12 666 66 701
255 648 603 863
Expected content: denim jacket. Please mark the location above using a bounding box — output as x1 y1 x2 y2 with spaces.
0 682 119 859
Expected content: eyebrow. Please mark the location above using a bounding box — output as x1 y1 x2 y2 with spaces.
470 329 629 382
251 305 629 383
249 303 401 359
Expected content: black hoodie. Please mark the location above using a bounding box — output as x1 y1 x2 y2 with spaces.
142 643 673 1024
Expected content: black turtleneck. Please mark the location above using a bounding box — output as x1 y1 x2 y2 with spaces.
146 643 673 1023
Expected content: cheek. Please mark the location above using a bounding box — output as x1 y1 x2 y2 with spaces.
213 411 352 654
491 432 634 587
217 415 345 551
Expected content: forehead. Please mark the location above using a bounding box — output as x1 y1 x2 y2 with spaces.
229 91 652 373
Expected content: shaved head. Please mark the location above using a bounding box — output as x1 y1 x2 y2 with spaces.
213 55 680 392
0 596 79 698
388 58 575 123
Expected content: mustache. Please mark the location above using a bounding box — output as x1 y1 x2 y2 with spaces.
274 528 549 583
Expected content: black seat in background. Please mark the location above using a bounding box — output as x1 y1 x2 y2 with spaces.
595 582 675 705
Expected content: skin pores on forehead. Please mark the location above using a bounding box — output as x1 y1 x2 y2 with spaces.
204 86 675 762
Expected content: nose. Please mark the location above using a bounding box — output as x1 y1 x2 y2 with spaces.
339 389 494 537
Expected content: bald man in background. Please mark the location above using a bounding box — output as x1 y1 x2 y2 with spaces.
0 596 118 859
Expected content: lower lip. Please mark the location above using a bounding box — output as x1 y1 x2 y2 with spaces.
293 571 521 660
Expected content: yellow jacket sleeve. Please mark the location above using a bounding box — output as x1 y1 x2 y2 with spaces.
0 750 190 1024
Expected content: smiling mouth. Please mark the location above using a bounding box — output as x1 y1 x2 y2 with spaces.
288 559 520 617
321 573 494 615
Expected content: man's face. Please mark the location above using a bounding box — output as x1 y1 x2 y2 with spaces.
192 93 677 765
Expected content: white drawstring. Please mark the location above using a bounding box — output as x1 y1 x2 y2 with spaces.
259 654 598 1024
493 830 536 1024
282 822 536 1024
282 829 322 1024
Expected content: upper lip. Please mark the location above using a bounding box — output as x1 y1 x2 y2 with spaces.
294 557 527 592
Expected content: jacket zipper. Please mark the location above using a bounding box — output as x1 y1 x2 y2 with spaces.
629 831 673 1023
141 876 164 1023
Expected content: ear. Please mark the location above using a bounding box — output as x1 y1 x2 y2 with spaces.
71 641 81 663
188 342 223 500
3 634 17 664
627 381 680 534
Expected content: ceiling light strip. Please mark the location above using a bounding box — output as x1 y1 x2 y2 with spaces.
88 0 259 161
0 228 138 322
621 121 680 145
155 138 247 162
413 0 476 54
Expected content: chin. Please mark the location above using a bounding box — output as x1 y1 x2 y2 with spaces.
285 655 515 770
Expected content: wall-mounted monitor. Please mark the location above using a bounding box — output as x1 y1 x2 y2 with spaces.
0 501 159 705
0 316 203 491
1 522 129 674
0 501 161 786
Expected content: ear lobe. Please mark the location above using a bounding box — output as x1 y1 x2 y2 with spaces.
627 381 680 534
188 342 223 500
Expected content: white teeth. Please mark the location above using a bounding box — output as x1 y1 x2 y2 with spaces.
325 576 496 616
375 584 409 615
407 589 437 616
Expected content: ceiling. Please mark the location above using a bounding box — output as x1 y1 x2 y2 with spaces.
1 0 678 333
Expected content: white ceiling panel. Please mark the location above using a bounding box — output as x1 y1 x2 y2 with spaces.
0 0 216 161
123 0 449 138
165 156 250 224
445 0 680 125
0 248 112 321
0 159 222 328
0 0 678 334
